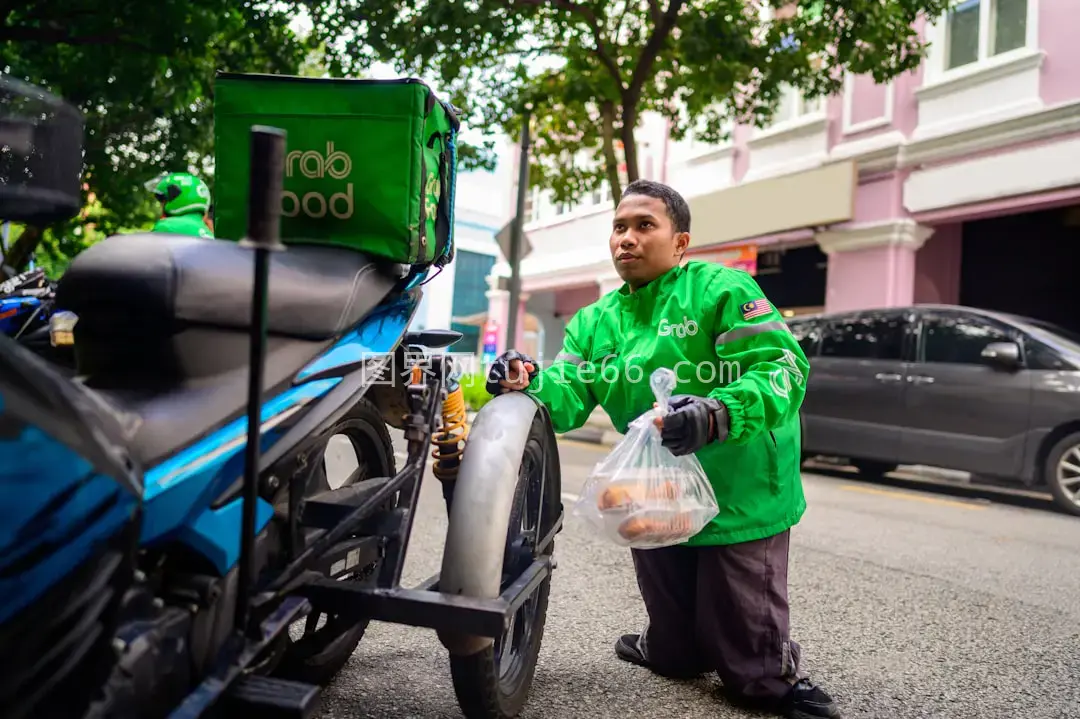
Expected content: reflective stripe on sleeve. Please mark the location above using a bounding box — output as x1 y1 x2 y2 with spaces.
554 351 586 365
715 320 791 348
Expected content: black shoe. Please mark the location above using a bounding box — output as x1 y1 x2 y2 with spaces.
614 634 708 679
782 678 841 719
614 633 649 668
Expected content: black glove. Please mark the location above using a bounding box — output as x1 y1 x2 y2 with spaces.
485 350 539 395
659 395 730 456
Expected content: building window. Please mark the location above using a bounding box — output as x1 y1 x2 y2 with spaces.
771 85 822 126
589 182 614 206
945 0 1029 71
523 187 538 223
452 250 497 318
755 1 825 129
450 249 497 355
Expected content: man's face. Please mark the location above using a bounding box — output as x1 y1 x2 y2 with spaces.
609 194 690 288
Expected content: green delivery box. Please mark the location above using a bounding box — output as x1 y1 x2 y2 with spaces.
213 72 460 266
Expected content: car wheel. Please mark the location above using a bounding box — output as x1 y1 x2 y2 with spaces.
1045 432 1080 517
852 460 897 479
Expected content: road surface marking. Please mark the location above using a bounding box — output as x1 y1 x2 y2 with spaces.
840 483 987 510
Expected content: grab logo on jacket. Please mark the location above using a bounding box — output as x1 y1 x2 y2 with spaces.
658 316 699 338
770 348 805 399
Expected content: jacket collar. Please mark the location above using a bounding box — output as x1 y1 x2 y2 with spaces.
617 263 683 304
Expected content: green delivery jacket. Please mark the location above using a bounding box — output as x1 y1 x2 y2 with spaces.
527 261 811 546
153 213 213 239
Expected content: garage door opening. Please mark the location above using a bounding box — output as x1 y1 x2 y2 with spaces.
959 204 1080 334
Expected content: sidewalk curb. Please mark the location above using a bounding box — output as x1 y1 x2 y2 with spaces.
560 427 621 447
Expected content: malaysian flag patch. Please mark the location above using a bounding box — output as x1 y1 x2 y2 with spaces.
740 299 771 320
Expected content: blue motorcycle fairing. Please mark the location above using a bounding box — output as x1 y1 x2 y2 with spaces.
140 378 340 571
145 291 420 576
176 496 275 576
295 293 418 382
0 398 139 625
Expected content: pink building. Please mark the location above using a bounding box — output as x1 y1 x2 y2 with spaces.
488 0 1080 363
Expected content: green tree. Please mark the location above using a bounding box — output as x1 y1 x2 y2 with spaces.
310 0 949 204
1 0 312 274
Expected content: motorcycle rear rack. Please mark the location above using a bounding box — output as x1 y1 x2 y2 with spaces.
297 550 556 640
294 469 563 639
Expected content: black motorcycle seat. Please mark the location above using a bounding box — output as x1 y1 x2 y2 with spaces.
96 335 329 467
55 233 406 465
56 233 400 341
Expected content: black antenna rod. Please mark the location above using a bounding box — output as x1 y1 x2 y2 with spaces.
236 125 287 635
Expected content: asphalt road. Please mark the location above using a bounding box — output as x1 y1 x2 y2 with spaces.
318 435 1080 719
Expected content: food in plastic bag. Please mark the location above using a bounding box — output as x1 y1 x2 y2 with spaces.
573 368 720 549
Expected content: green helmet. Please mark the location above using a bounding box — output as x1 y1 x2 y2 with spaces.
147 172 211 217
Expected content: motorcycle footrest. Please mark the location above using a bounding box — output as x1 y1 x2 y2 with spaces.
300 477 392 529
223 675 321 719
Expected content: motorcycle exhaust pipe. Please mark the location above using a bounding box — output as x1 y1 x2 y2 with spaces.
235 125 287 636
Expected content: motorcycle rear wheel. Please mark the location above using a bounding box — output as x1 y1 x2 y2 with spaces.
449 420 558 719
274 398 396 686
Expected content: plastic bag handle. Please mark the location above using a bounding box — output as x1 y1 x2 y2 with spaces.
650 368 677 414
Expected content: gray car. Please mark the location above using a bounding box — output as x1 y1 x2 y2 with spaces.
789 304 1080 515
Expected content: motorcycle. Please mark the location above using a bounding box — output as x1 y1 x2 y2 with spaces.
0 76 562 719
0 266 73 364
0 268 52 336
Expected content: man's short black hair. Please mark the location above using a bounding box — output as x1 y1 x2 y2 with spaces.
621 179 691 234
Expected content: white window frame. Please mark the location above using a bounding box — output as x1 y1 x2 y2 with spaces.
770 85 824 128
672 115 736 162
590 182 613 206
841 73 895 135
924 0 1040 83
750 2 827 139
523 186 540 224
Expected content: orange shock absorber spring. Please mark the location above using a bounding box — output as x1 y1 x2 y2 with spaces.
431 384 469 484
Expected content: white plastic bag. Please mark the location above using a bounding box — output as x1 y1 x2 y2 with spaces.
573 368 720 549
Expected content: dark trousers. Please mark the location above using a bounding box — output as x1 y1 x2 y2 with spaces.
631 529 804 700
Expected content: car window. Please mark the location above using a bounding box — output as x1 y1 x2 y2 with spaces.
1024 340 1078 371
788 320 820 357
1003 315 1080 349
921 313 1014 365
1020 322 1080 358
820 312 905 360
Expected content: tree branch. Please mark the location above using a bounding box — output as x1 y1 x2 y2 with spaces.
523 42 569 56
647 0 662 25
614 0 681 183
553 0 624 88
600 100 623 202
509 0 625 89
625 0 683 105
2 225 42 276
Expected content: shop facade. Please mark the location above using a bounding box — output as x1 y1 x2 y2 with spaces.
487 0 1080 355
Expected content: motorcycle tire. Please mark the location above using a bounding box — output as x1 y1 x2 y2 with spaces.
449 420 558 719
274 398 396 686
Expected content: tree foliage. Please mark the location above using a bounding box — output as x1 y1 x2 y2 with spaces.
307 0 950 204
1 0 954 273
1 0 312 273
